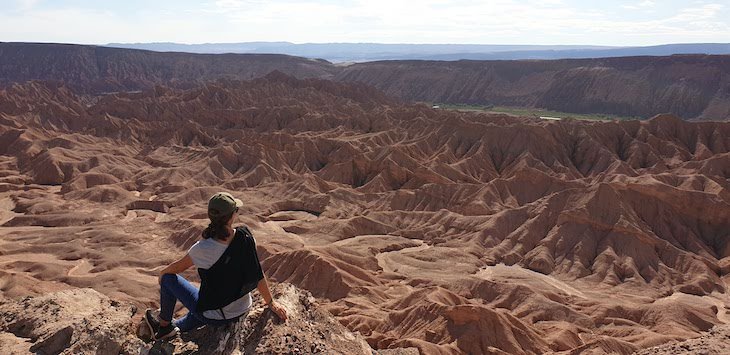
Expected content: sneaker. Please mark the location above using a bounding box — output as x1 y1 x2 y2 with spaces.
145 309 178 341
154 323 179 341
144 309 160 335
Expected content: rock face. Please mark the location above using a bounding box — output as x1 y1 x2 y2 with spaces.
2 43 730 120
127 200 171 213
0 73 729 354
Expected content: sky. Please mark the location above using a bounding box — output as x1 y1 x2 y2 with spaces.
1 0 729 46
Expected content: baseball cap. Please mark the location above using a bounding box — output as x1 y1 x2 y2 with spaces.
208 192 243 218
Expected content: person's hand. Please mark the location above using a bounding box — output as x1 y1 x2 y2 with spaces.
268 301 287 321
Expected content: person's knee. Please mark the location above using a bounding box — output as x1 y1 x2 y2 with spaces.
160 273 178 286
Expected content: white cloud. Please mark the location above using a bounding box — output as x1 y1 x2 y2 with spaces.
672 3 723 21
622 0 656 10
0 0 727 45
0 6 215 44
197 0 610 43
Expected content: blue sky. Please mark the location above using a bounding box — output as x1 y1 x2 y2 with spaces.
2 0 728 45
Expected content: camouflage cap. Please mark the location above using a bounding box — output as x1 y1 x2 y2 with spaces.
208 192 243 218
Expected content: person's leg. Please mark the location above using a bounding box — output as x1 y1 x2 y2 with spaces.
159 274 200 324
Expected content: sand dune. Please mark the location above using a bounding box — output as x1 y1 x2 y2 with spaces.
0 74 729 354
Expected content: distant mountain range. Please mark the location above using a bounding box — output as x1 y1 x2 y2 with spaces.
105 42 730 62
3 42 730 120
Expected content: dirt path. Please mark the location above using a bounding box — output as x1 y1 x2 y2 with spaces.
67 260 93 276
375 240 430 274
261 220 307 246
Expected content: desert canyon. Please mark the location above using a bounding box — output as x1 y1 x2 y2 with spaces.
0 43 729 354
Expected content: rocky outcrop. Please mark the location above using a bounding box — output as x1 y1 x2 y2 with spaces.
135 283 378 354
127 200 171 213
0 284 384 355
0 288 141 354
634 325 730 355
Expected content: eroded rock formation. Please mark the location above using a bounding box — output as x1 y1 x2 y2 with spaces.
0 74 728 354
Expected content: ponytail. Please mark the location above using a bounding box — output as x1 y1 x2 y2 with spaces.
202 212 233 240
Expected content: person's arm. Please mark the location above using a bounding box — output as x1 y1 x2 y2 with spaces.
256 275 287 321
158 254 194 284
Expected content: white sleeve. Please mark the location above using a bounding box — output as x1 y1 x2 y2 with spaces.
187 241 203 267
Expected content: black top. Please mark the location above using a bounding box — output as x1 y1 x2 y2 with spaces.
196 226 265 315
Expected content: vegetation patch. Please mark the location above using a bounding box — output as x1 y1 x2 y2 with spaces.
434 103 641 121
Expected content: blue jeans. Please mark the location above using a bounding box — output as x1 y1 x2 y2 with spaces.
159 274 242 332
